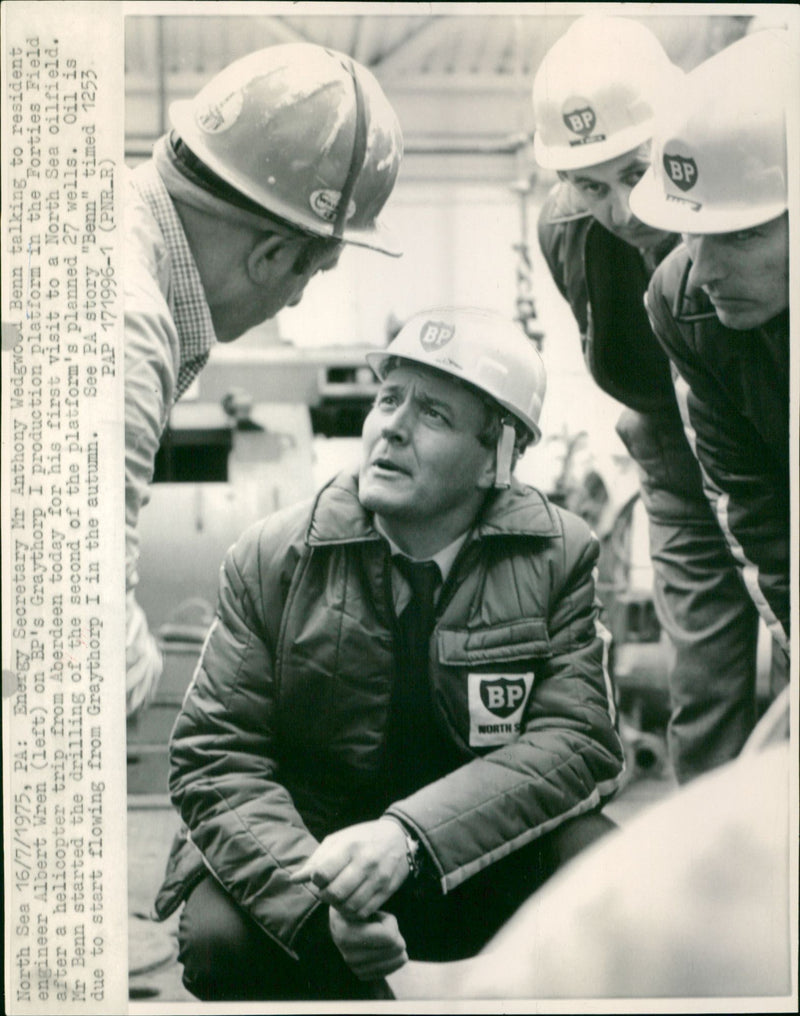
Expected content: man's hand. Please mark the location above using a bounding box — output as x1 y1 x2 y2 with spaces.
289 818 410 919
125 593 163 719
329 908 408 981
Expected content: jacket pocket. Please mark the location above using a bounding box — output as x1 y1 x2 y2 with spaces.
435 620 552 748
436 618 551 665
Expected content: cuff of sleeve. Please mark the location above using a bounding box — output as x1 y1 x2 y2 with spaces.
383 815 435 885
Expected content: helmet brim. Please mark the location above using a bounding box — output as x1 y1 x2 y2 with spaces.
629 170 788 235
337 218 403 258
533 120 655 172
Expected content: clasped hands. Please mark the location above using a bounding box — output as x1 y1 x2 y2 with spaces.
290 817 412 980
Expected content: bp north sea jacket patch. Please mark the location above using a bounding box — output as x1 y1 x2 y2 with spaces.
468 672 534 746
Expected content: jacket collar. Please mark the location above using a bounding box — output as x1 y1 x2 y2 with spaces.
306 472 560 548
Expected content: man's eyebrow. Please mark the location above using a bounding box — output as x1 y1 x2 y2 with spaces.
379 381 453 411
616 158 648 177
571 171 602 186
416 391 453 414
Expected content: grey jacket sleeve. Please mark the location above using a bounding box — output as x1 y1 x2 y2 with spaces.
123 245 177 715
168 522 325 958
645 266 790 654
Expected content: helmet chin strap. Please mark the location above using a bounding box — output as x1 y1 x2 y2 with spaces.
333 58 368 240
494 423 516 489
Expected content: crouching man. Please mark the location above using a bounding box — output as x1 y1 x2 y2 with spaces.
154 308 625 1000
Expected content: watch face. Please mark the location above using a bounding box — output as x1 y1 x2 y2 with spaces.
404 833 420 877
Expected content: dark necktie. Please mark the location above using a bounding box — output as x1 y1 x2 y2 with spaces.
395 557 440 653
382 557 449 801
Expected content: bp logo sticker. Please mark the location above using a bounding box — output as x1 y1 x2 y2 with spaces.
480 677 527 718
563 104 596 137
196 90 244 133
468 672 534 747
419 321 455 351
663 153 698 191
309 189 356 223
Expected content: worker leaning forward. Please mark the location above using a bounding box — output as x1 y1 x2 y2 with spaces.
124 44 403 718
630 29 791 700
153 308 625 1001
532 15 763 784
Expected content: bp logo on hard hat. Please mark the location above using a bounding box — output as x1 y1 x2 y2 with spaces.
309 189 356 223
563 102 596 138
196 90 244 133
419 320 455 351
663 152 698 192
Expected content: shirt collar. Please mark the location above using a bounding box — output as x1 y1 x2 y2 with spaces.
374 520 469 586
132 157 217 398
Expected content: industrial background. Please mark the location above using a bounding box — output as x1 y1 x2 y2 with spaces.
123 9 769 1002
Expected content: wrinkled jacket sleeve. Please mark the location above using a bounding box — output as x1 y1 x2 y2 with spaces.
168 519 324 958
537 204 569 303
123 188 177 716
386 512 624 893
536 184 590 335
645 268 790 654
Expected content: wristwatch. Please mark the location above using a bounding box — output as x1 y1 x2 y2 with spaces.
402 830 421 879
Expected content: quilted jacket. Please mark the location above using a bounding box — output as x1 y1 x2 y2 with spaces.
645 246 790 654
156 471 625 957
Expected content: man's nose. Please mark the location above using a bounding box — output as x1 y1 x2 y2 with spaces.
381 400 413 441
685 235 725 290
608 187 636 229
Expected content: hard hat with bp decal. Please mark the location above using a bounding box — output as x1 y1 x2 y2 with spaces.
366 309 547 487
532 16 680 171
169 44 404 255
629 31 790 234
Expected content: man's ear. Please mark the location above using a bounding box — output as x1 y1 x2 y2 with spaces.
246 232 296 285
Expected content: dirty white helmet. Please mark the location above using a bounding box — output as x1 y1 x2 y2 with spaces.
532 16 680 171
367 309 547 487
170 44 403 255
629 30 790 233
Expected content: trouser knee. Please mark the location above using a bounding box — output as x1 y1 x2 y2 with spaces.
177 875 386 1001
177 876 274 1000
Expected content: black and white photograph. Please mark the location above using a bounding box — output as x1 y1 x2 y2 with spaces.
2 3 798 1012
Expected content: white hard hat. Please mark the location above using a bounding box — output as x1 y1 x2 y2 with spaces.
629 30 790 233
367 308 546 445
169 44 403 255
532 16 680 171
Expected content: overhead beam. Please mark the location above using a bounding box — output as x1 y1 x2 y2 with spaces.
374 17 452 76
263 16 312 46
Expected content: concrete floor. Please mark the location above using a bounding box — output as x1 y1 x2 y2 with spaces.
126 744 677 1005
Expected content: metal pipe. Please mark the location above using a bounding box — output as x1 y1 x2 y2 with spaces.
125 133 534 161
